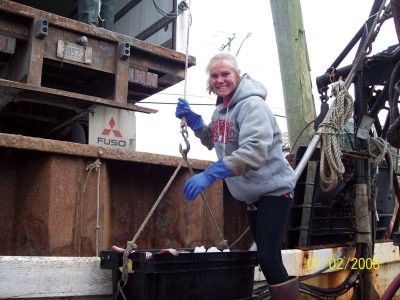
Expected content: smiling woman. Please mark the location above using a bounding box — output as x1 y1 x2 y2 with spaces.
175 52 299 299
207 54 241 100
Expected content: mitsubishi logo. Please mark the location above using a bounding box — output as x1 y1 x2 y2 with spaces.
102 117 122 137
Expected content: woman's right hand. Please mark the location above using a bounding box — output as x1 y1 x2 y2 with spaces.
175 98 205 131
175 98 193 117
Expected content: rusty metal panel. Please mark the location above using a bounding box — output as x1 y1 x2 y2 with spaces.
11 153 57 256
0 153 109 256
105 161 224 249
0 148 222 256
0 152 17 255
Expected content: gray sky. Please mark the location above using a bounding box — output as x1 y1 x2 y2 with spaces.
135 0 398 161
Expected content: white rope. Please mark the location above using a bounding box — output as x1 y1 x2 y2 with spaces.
370 137 393 186
83 158 102 256
183 0 191 99
370 137 388 167
319 80 353 192
317 0 389 192
180 0 192 130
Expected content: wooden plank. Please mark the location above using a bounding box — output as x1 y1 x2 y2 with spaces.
0 256 112 298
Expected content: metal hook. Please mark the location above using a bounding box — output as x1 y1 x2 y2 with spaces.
179 135 190 158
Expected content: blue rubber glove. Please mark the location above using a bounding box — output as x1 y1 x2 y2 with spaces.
175 98 205 131
183 159 232 201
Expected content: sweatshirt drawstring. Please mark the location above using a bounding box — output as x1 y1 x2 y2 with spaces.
217 105 229 157
223 106 229 157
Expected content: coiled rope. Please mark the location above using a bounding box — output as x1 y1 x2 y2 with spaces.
318 0 388 192
319 80 353 192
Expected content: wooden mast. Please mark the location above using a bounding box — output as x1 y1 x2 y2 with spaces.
269 0 316 153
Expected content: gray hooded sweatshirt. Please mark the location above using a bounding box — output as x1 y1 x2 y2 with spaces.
195 74 296 205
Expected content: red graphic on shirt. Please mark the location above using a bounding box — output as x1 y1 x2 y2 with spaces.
102 117 122 137
212 119 236 144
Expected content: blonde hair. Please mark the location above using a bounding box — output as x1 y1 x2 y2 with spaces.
206 53 241 94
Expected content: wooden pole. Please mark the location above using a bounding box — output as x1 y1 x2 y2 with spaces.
269 0 316 152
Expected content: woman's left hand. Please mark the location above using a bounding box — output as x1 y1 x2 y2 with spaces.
183 160 232 201
183 172 212 201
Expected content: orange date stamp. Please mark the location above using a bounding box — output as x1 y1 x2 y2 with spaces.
306 257 380 271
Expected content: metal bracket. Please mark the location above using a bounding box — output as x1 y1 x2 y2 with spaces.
35 19 48 39
119 42 130 59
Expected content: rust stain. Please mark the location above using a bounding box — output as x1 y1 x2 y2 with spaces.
300 251 308 275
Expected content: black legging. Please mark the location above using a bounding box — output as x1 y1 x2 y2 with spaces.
247 195 292 285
